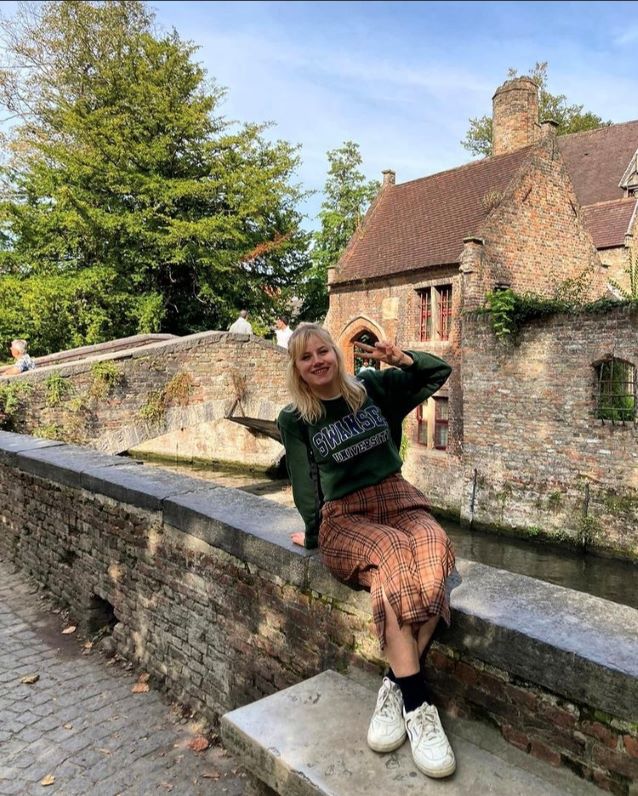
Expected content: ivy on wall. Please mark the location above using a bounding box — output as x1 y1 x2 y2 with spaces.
481 289 636 340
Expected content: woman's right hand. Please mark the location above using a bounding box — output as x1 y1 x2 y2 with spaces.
291 532 306 547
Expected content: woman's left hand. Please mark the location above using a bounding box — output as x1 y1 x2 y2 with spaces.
291 532 306 547
354 340 412 368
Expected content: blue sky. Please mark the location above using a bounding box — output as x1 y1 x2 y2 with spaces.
148 0 638 229
3 1 638 229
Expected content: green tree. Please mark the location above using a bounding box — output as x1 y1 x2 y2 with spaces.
462 62 611 158
0 1 309 354
298 141 379 321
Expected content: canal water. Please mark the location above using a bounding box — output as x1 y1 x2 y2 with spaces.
141 459 638 611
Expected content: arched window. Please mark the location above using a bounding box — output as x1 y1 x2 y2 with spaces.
352 330 380 375
595 358 636 423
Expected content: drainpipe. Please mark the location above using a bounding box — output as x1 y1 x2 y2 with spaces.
469 468 478 527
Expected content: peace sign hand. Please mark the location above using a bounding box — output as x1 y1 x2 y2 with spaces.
354 340 413 368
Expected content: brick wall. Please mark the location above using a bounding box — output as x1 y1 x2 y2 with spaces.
425 645 638 794
600 238 637 297
478 136 607 301
460 306 638 559
0 332 288 468
1 436 636 795
492 77 540 157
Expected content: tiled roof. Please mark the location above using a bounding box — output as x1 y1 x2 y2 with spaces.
581 199 637 249
558 121 638 206
333 120 638 285
333 147 532 284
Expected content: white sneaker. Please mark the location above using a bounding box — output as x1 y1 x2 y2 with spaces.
367 677 407 753
404 703 456 778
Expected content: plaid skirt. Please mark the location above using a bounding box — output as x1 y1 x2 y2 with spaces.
319 473 456 648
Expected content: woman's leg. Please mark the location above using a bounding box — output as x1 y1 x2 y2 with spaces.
382 590 419 676
417 615 439 659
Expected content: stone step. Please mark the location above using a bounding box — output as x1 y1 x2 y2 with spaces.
221 669 601 796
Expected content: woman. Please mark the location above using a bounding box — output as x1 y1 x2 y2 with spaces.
277 324 457 780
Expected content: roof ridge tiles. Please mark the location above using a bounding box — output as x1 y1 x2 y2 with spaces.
582 197 637 209
393 145 535 190
559 119 638 143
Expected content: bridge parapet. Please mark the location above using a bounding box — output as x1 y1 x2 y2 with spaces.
0 331 289 464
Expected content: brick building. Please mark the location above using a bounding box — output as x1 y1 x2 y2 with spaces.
325 77 638 558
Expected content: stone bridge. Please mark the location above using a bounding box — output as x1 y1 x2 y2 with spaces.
0 331 289 469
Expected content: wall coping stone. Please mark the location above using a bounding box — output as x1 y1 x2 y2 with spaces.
0 328 287 382
1 431 637 721
0 431 64 467
34 334 176 367
14 443 135 488
164 489 311 588
447 561 638 720
80 462 222 512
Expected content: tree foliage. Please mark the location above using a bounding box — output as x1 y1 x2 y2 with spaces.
462 62 611 158
0 1 309 355
297 141 379 321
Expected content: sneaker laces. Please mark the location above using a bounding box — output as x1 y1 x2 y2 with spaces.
375 681 401 720
409 704 441 742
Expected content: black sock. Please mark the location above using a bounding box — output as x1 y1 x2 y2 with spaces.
394 671 429 714
389 663 433 703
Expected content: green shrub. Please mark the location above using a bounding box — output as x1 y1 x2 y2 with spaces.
0 382 33 430
45 373 71 407
89 361 124 400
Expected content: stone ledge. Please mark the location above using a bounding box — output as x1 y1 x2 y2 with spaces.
164 488 311 587
1 432 637 724
447 560 638 722
0 328 287 383
80 462 221 511
14 442 134 488
0 430 64 467
221 670 600 796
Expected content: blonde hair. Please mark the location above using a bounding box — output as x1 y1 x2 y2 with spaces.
286 324 367 423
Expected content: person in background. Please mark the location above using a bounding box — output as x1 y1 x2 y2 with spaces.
277 323 456 780
275 315 293 349
228 309 253 335
357 357 375 374
0 339 36 376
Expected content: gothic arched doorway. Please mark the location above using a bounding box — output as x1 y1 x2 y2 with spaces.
352 329 380 375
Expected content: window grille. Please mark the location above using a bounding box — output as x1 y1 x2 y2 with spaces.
434 397 449 450
596 359 636 423
418 284 453 342
419 290 432 341
438 286 452 340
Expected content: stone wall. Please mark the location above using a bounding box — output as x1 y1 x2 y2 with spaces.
460 306 638 560
1 432 636 795
0 332 288 469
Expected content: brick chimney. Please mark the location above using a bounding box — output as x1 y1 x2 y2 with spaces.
492 77 540 156
382 169 396 187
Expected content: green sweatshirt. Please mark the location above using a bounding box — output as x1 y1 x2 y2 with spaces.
277 351 451 548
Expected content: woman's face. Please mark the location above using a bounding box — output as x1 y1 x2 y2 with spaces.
295 334 339 395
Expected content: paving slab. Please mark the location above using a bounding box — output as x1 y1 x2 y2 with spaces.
0 557 261 796
222 669 602 796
